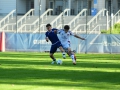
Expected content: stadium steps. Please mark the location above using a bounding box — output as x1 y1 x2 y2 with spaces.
0 16 5 21
39 16 94 33
42 16 76 25
64 16 76 24
20 16 39 31
88 16 107 34
73 16 112 34
91 16 112 33
70 16 94 31
0 16 6 27
8 16 22 23
1 15 113 33
79 16 94 24
2 16 22 31
22 16 58 32
25 16 38 24
40 16 76 31
3 16 38 31
42 16 58 24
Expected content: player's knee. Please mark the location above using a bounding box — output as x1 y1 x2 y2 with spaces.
68 48 71 52
50 53 53 57
59 46 62 50
69 51 75 56
59 47 64 52
68 50 72 54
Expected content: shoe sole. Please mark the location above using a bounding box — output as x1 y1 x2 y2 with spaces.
73 63 76 65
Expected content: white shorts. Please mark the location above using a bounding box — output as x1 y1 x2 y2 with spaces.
62 41 71 52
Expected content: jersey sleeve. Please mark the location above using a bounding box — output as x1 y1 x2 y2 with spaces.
52 28 58 31
69 31 75 36
57 29 63 34
45 32 48 38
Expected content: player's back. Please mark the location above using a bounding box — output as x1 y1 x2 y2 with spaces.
45 29 60 44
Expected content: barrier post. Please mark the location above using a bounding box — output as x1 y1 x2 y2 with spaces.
0 32 5 52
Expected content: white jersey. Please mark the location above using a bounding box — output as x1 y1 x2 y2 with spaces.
58 29 74 48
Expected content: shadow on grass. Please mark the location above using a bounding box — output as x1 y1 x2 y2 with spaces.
0 53 120 89
0 52 120 60
0 52 120 89
0 52 49 58
0 58 120 69
76 54 120 60
0 67 120 87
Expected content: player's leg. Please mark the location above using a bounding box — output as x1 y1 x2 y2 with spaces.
50 53 56 64
66 50 76 60
71 51 76 61
59 46 66 59
50 45 57 64
67 43 76 64
57 42 66 59
67 47 76 65
62 43 76 65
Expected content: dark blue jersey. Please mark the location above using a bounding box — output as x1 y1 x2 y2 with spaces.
45 29 60 45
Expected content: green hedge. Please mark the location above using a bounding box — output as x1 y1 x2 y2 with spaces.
101 23 120 34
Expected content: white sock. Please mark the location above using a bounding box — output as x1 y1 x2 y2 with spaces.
62 52 66 55
70 55 75 62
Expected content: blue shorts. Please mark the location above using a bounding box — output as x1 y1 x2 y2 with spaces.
50 41 62 53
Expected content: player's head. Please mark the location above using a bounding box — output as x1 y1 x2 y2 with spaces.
64 25 70 33
46 24 52 31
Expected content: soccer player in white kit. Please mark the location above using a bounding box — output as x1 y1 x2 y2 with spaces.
57 25 85 65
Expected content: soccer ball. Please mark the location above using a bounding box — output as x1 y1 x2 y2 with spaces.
57 60 63 65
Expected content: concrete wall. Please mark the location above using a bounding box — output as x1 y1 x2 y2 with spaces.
97 0 105 11
0 0 16 15
113 0 118 14
34 0 46 16
17 0 27 14
0 0 119 16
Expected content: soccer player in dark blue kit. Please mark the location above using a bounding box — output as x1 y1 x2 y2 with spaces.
45 24 66 64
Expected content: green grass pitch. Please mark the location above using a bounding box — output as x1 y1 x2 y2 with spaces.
0 52 120 90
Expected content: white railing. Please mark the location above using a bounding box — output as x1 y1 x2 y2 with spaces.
112 10 120 24
1 23 16 32
18 9 53 32
107 10 120 30
50 9 70 28
33 24 46 33
72 24 86 34
87 9 107 30
1 9 34 31
17 24 45 32
0 10 16 28
72 24 101 34
17 9 34 28
68 9 87 29
33 9 69 33
72 9 107 33
41 9 53 23
57 9 87 29
89 25 101 34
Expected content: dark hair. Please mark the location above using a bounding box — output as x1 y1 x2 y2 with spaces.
46 24 51 27
64 25 70 30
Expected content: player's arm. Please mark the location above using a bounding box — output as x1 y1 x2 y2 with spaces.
74 34 85 40
69 31 85 40
45 32 49 42
45 37 49 42
56 29 62 34
53 28 58 34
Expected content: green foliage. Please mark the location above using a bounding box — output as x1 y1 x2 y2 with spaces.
101 23 120 34
114 23 120 29
101 30 107 34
